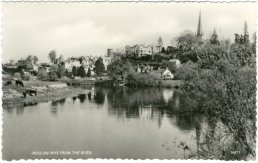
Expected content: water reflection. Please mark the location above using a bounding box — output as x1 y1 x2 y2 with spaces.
78 94 86 103
3 86 208 160
72 96 77 102
94 88 105 104
51 98 66 106
3 87 203 130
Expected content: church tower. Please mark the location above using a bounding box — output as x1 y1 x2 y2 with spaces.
196 11 203 43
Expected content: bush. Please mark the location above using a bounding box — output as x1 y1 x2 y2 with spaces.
183 42 256 159
37 68 49 81
175 61 198 81
126 72 161 87
13 72 22 80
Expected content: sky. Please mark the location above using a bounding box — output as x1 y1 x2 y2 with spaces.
2 2 256 63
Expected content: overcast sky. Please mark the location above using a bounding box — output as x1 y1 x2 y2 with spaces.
3 2 256 62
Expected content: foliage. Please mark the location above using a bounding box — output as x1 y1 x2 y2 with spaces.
107 57 130 82
230 43 254 67
72 66 77 76
48 65 59 81
178 50 198 63
48 50 57 64
57 65 66 78
126 72 161 87
37 68 49 81
157 36 163 46
48 71 58 81
77 66 86 78
182 42 256 159
15 66 25 76
13 72 22 80
196 41 229 68
26 55 38 65
86 67 91 77
174 30 198 51
161 47 166 53
94 57 105 75
23 72 33 81
33 56 38 64
175 61 198 81
251 32 256 53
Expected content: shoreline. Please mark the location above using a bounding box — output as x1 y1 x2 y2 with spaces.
2 87 91 109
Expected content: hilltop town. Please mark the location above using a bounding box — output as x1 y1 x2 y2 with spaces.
2 11 255 99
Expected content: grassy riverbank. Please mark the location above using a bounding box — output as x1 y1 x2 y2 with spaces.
2 80 90 108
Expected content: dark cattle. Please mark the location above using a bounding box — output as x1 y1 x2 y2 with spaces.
22 92 27 98
22 89 37 98
25 89 37 96
4 81 12 86
16 80 24 87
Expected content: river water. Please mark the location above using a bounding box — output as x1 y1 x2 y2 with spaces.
3 87 207 160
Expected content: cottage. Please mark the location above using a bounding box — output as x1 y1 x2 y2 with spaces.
162 68 174 80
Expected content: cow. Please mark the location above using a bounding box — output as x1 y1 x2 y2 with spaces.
22 89 37 98
4 81 12 86
15 80 24 87
25 89 37 96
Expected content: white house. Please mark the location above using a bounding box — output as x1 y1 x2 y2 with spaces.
65 58 81 72
162 68 174 80
102 56 112 71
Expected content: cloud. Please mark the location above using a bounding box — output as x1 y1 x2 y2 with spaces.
2 2 256 62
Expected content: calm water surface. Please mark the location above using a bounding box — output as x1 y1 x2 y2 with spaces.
3 87 206 160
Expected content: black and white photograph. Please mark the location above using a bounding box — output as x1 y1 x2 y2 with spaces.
1 1 257 161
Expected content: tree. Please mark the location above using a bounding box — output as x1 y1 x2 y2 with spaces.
32 56 38 64
13 72 22 80
107 58 130 82
49 50 57 64
77 66 86 78
58 55 64 64
251 32 256 53
72 66 77 77
48 71 58 81
161 47 166 53
37 68 49 81
174 30 198 51
94 57 105 76
26 55 33 64
57 65 66 78
26 55 38 65
158 36 163 46
79 56 84 64
183 41 256 159
86 67 91 77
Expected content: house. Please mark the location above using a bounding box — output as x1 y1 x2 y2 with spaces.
162 68 174 80
152 45 162 54
125 42 164 58
17 59 27 67
65 57 81 72
169 59 181 69
102 56 112 71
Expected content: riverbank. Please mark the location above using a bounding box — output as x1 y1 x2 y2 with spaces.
2 81 90 108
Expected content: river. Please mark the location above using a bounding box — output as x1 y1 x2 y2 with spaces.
3 87 207 160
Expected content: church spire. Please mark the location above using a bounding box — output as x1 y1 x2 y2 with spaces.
197 10 203 37
196 10 203 43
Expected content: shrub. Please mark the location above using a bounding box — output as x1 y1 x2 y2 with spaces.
13 72 22 80
37 68 49 81
175 61 198 81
